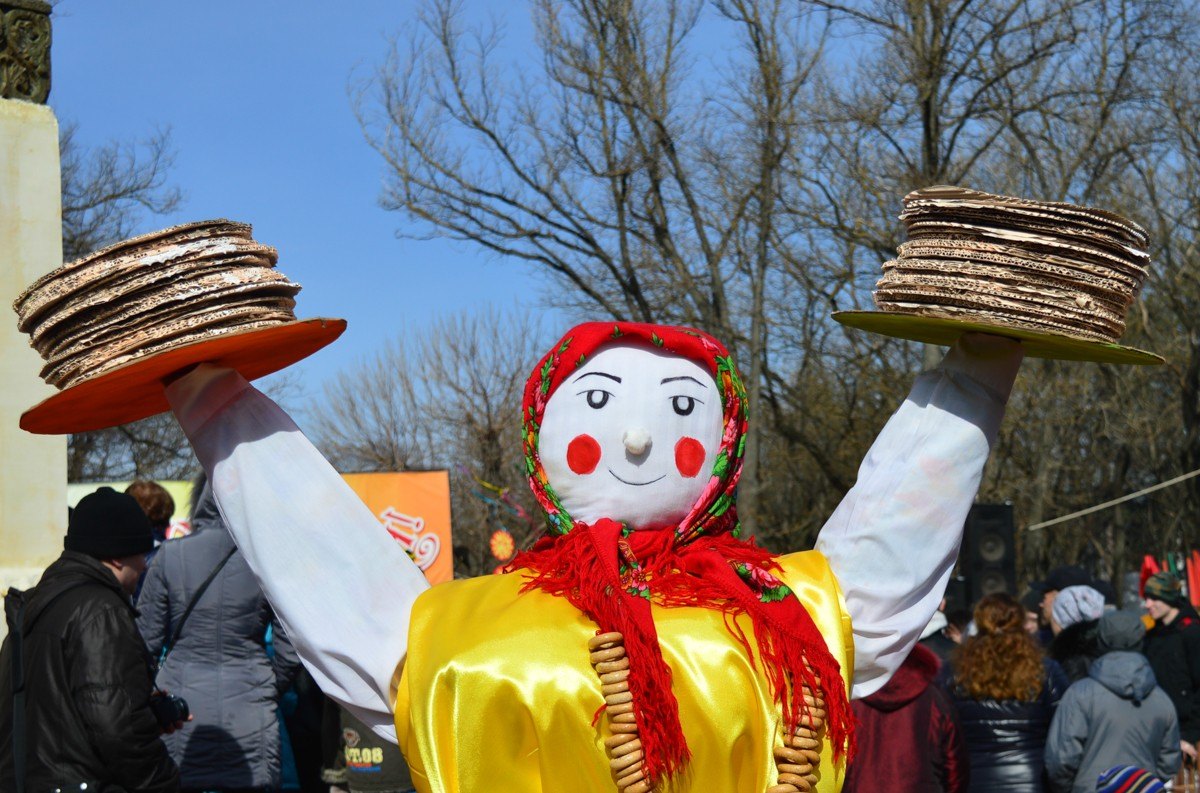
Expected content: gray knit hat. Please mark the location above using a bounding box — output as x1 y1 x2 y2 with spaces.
1052 585 1105 629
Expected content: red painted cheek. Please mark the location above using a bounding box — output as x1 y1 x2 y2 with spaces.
675 437 706 478
567 434 602 475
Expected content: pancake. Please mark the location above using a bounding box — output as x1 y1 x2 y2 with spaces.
871 187 1151 348
16 220 310 390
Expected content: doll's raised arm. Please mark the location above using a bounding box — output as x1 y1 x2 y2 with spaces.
166 363 430 742
816 334 1023 698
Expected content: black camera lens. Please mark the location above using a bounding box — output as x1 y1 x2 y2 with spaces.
149 692 190 729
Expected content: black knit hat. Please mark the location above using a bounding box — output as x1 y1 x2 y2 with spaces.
1032 564 1092 594
65 486 154 558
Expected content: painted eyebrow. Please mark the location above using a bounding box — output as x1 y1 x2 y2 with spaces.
660 375 706 387
573 371 622 383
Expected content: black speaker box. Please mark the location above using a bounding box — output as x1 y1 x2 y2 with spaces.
962 503 1016 604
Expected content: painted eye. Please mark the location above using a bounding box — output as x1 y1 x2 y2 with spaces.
586 390 611 409
672 396 696 416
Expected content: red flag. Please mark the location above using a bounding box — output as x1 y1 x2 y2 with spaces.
1189 551 1200 608
1140 554 1162 598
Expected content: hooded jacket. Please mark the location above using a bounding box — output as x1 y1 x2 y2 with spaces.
1044 651 1181 792
0 550 180 792
136 480 300 790
844 644 968 792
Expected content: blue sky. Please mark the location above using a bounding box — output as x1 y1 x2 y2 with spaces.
49 1 554 410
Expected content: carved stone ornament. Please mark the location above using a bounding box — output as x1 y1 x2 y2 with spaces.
0 0 50 103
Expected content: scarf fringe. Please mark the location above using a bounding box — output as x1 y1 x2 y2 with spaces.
515 522 690 780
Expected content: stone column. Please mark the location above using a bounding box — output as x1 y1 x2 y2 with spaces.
0 0 66 618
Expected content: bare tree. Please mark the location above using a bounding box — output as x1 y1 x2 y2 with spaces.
59 123 182 262
358 0 835 535
361 0 1200 577
312 307 550 576
58 124 189 482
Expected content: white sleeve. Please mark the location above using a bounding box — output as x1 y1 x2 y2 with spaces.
166 364 430 742
816 334 1023 699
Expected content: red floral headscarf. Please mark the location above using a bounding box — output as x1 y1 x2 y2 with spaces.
510 322 853 785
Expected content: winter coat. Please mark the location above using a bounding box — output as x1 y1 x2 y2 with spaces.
0 550 180 792
1048 620 1101 684
137 484 300 791
919 612 959 665
844 644 968 792
948 658 1069 792
1144 605 1200 743
1043 650 1180 792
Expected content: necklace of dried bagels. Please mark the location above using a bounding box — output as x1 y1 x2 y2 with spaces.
589 632 826 792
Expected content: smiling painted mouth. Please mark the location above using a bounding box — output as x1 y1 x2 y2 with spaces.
608 469 666 487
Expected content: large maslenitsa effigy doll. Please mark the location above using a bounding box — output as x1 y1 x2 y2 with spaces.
14 188 1162 792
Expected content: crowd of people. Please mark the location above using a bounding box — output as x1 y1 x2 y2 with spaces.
846 564 1200 792
0 480 416 793
2 479 1198 792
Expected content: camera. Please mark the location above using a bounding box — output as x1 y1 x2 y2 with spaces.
148 691 189 729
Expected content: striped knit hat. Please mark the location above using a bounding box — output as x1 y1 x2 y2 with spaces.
1096 766 1165 792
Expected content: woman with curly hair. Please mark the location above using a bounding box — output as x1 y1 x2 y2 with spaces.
948 593 1070 791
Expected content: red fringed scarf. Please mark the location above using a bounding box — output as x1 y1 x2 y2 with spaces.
510 322 854 785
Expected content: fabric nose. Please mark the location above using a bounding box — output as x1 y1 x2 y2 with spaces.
622 428 652 456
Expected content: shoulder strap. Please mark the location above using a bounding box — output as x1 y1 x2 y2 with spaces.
9 580 98 793
163 545 237 660
10 596 26 793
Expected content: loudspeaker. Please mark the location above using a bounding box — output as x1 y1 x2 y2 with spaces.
963 503 1016 604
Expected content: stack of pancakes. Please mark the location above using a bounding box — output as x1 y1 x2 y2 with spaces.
874 186 1150 343
14 220 301 389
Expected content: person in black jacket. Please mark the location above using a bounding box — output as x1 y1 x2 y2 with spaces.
946 593 1069 792
1047 585 1105 683
1143 571 1200 763
0 486 180 792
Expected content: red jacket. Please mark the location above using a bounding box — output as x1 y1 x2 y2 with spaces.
844 643 968 793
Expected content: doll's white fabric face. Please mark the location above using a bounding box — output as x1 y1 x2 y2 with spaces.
539 343 723 528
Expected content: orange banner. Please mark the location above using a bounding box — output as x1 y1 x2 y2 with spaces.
72 471 454 585
343 471 454 585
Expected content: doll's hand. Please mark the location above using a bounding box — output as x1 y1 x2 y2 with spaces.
943 332 1025 402
956 331 1024 361
164 363 249 434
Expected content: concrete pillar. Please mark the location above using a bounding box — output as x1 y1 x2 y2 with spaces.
0 99 67 608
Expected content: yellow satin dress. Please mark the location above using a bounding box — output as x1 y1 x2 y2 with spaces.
394 550 853 793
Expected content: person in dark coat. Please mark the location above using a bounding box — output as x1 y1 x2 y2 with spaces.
1032 566 1093 646
1045 609 1180 791
947 593 1069 792
339 706 417 793
1142 571 1200 762
845 643 968 792
137 476 300 792
0 487 180 792
1047 585 1105 683
920 600 966 664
